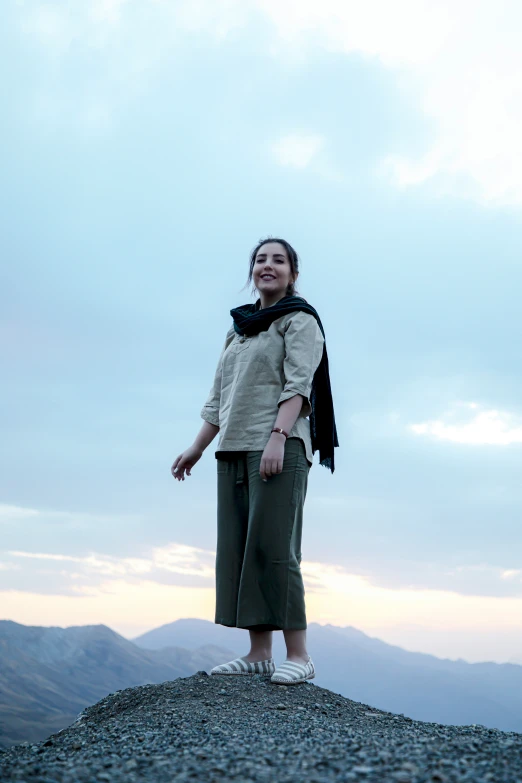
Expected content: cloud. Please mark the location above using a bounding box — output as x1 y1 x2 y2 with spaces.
3 521 522 601
0 504 140 529
19 5 77 55
2 501 521 661
270 133 344 182
14 0 522 203
410 401 522 445
2 553 522 663
272 133 324 169
257 0 522 207
3 541 215 591
90 0 129 26
0 504 40 522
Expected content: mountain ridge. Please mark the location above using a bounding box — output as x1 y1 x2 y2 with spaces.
0 620 237 748
2 616 522 752
131 617 522 732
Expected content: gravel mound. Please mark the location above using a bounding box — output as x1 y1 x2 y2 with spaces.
1 670 520 782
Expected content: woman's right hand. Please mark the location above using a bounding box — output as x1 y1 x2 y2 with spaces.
171 445 203 481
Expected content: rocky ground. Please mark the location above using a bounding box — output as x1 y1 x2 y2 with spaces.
1 670 521 783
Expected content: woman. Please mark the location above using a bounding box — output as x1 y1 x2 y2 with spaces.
171 237 338 685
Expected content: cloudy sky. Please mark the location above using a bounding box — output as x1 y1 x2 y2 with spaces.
2 0 522 664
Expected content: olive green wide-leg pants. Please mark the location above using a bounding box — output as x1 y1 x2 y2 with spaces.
215 437 311 631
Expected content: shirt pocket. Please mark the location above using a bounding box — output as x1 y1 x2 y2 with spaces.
233 336 251 353
222 336 252 372
230 337 252 361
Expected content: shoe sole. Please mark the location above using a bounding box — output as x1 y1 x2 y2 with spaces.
271 672 315 685
210 670 275 676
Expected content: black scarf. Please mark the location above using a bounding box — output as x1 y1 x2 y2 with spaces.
230 294 339 473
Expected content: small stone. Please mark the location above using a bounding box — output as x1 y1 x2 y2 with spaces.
402 762 419 774
72 742 82 750
124 759 138 770
275 704 287 710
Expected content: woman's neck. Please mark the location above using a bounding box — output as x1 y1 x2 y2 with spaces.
259 291 288 310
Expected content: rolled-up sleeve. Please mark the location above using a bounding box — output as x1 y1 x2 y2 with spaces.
200 327 234 427
277 311 325 417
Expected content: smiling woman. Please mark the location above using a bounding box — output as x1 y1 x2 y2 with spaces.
170 236 339 686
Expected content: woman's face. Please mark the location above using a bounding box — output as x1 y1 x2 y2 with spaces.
252 242 295 298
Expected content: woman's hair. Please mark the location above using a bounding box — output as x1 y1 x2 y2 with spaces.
244 236 301 298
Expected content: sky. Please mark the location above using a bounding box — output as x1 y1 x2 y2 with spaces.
1 0 522 665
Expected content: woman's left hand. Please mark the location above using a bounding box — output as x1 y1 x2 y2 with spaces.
260 434 286 481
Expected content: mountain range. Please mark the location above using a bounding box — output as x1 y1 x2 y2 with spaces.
132 618 522 733
1 616 521 749
0 619 236 748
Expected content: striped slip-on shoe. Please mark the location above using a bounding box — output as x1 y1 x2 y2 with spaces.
270 656 315 685
210 656 275 676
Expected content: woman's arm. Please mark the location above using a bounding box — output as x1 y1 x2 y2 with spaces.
259 394 304 481
171 421 219 482
193 420 220 453
270 394 304 441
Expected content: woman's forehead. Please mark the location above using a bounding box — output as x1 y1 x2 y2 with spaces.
256 242 287 257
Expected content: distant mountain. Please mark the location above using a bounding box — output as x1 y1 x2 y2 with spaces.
0 620 237 749
132 618 522 733
3 616 522 750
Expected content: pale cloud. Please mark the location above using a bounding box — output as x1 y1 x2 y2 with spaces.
410 401 522 445
89 0 129 26
2 560 522 662
257 0 522 207
20 5 77 55
0 504 140 529
501 569 522 581
271 133 344 181
0 562 19 571
0 504 40 521
173 0 250 39
6 542 215 582
16 0 522 203
271 133 324 169
3 532 522 614
2 502 521 661
256 0 454 65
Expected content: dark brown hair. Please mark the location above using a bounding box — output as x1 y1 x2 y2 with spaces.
244 236 301 298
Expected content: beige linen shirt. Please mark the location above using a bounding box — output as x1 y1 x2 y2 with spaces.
200 310 325 466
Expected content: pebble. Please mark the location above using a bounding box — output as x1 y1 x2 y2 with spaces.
0 672 520 783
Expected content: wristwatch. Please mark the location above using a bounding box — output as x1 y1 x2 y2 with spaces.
271 427 289 438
